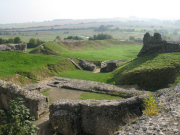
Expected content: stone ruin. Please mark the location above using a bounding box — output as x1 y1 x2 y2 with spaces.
0 44 27 52
0 78 145 135
76 58 96 71
100 59 127 73
0 80 48 119
50 97 144 135
138 33 180 56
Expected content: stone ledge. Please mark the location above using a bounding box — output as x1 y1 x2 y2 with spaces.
0 80 49 119
49 96 144 135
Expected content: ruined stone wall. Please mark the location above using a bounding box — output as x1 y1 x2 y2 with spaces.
100 59 127 73
0 44 27 52
138 33 180 56
49 97 144 135
0 80 49 119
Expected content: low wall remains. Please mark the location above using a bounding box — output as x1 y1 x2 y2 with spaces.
0 44 27 52
49 97 144 135
0 80 49 119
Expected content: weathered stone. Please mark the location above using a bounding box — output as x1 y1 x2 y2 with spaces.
138 33 180 56
47 77 146 98
49 110 81 135
100 62 117 72
77 58 96 71
114 83 180 135
49 97 144 135
100 59 127 73
0 80 49 119
0 44 27 52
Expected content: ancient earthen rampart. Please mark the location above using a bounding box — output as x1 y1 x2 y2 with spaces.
0 80 48 119
138 33 180 56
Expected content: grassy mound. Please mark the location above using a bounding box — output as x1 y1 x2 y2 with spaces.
58 70 114 84
29 40 142 61
0 51 77 86
29 42 67 55
113 53 180 90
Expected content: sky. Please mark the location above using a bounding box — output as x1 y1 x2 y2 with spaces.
0 0 180 24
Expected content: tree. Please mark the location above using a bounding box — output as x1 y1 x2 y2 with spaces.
7 38 14 43
94 25 108 32
64 36 83 40
27 38 44 48
0 98 38 135
56 36 61 40
14 37 22 43
29 38 37 45
129 36 135 41
89 33 113 40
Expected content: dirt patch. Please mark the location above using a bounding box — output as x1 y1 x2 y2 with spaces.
93 68 100 73
36 88 85 135
47 88 85 103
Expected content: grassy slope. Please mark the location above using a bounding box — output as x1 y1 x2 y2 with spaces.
113 53 180 90
0 51 77 86
30 40 142 61
58 70 114 84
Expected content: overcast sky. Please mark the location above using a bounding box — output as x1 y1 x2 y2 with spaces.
0 0 180 24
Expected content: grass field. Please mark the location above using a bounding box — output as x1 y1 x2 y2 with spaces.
63 45 142 61
58 70 114 84
0 51 63 76
30 41 142 61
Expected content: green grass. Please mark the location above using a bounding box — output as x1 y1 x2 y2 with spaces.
30 41 142 61
0 51 63 76
58 70 114 84
63 45 142 61
41 88 52 103
79 92 123 100
113 52 180 90
41 88 50 96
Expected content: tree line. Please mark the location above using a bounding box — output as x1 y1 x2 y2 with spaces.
89 33 113 40
0 37 22 44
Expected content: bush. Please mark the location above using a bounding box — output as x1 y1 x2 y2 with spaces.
142 94 161 116
64 36 83 40
89 33 113 40
27 38 44 48
0 97 38 135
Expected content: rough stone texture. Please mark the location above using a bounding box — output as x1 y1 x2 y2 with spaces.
114 83 180 135
0 80 49 119
49 96 144 135
138 33 180 56
77 58 96 71
47 77 146 98
0 44 27 52
23 80 52 93
100 59 127 73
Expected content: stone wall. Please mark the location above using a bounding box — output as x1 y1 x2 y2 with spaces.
0 44 27 52
100 59 127 73
77 58 96 71
49 97 144 135
138 33 180 56
0 80 49 119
